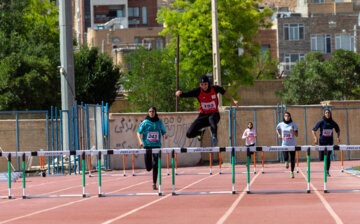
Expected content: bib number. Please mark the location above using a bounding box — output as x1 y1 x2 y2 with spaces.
283 130 292 140
201 101 216 111
322 129 333 137
147 132 159 142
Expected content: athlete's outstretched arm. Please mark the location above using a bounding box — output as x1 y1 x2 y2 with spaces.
223 92 238 106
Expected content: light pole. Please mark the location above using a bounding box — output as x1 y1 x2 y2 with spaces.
176 34 180 112
211 0 222 106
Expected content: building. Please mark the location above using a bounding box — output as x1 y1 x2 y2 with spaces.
276 0 360 76
78 0 168 67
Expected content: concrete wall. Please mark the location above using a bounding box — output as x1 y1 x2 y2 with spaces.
236 80 283 106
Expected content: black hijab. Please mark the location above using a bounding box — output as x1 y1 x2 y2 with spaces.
323 109 333 122
145 106 159 122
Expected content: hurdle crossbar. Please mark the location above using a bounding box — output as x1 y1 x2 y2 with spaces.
22 152 89 199
97 150 163 197
170 147 236 195
245 146 312 194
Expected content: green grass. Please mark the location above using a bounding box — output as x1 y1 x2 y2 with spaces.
353 166 360 171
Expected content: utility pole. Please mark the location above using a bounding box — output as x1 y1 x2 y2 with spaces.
211 0 222 106
176 35 180 112
59 0 76 150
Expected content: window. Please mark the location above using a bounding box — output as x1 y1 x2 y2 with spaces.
116 10 124 17
142 7 147 25
261 45 270 57
284 54 305 70
128 7 139 17
113 38 121 43
143 39 153 49
129 20 140 25
156 37 164 50
134 37 142 44
335 34 354 51
312 0 325 3
311 35 331 53
284 24 304 40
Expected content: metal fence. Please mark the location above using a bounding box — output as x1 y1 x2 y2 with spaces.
0 102 109 174
228 104 360 163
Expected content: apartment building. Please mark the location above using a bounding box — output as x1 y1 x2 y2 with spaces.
277 0 360 76
78 0 167 67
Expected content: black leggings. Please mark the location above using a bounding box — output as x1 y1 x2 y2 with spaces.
186 113 220 138
283 151 296 172
319 149 332 172
144 148 159 184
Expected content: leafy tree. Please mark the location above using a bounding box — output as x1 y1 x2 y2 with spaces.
74 46 122 105
157 0 273 90
123 47 185 112
277 52 331 105
326 49 360 100
252 49 278 80
278 50 360 104
0 0 60 110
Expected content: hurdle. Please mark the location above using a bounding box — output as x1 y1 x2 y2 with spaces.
0 152 14 199
22 151 89 199
324 145 360 193
89 153 127 177
174 152 213 176
170 147 236 195
219 149 257 175
98 149 163 197
246 146 312 194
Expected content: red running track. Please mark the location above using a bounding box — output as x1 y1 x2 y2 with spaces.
0 160 360 224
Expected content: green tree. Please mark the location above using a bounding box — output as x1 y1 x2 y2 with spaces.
157 0 273 89
252 49 278 80
123 47 183 112
277 52 331 105
326 49 360 100
0 0 60 110
74 46 122 105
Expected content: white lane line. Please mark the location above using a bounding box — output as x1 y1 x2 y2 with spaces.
0 178 156 224
0 167 203 222
216 172 260 224
102 173 219 224
0 174 132 205
299 168 343 224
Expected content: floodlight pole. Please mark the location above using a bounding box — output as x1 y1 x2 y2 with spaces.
211 0 222 106
59 0 76 151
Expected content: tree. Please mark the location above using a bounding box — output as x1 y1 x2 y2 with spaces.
157 0 273 89
74 46 122 105
252 49 278 80
326 49 360 100
0 0 60 110
278 50 360 104
123 47 184 112
277 52 331 105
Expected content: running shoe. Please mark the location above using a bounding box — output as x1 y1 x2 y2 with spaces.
211 137 218 146
197 128 206 141
152 184 158 190
290 172 294 178
327 171 331 177
285 162 289 169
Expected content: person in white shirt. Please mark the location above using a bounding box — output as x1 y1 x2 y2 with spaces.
242 122 257 147
242 122 257 160
276 112 298 178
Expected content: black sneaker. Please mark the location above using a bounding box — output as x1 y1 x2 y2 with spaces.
327 172 331 177
197 128 206 141
152 184 158 190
